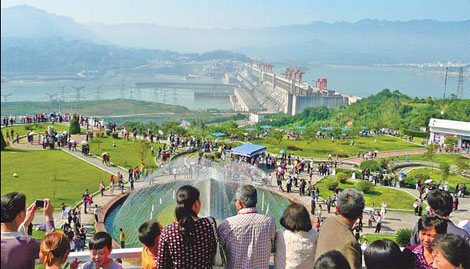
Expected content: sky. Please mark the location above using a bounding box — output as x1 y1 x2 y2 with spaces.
2 0 470 28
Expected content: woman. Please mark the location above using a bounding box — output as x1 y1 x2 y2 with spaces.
403 215 447 269
430 234 470 269
314 250 350 269
157 185 216 268
364 239 407 269
39 232 81 269
274 203 317 269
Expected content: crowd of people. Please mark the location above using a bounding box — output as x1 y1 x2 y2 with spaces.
2 186 470 269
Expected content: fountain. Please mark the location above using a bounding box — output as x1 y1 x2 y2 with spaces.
105 156 292 247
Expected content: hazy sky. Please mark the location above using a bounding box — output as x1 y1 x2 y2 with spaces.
2 0 470 28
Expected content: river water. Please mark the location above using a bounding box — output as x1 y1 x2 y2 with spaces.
1 65 468 110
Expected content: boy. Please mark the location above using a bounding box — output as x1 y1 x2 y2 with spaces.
138 219 163 269
80 232 122 269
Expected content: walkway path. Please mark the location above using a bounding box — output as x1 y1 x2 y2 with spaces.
346 149 427 164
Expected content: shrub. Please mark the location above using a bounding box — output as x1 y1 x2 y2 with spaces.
396 228 412 247
95 131 105 138
403 129 428 138
360 160 381 172
105 129 112 136
24 124 34 131
69 115 80 134
111 132 119 139
214 152 222 158
0 132 6 151
356 180 373 193
323 177 339 191
440 163 450 180
287 145 302 151
337 172 348 183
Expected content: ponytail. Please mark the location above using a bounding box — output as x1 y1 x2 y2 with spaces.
40 232 70 266
174 185 200 242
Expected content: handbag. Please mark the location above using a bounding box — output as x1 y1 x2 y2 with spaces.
207 217 227 267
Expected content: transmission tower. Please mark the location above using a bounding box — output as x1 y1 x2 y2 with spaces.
136 88 143 101
457 67 464 99
1 93 12 103
71 85 86 112
58 86 67 112
95 86 103 100
442 66 448 99
45 92 56 113
153 89 159 103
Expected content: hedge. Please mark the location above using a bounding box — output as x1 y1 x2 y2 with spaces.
403 129 428 138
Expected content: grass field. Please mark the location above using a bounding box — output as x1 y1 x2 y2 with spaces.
406 168 470 189
386 153 469 167
250 135 423 159
360 233 398 244
1 148 112 206
88 136 162 169
314 178 416 210
1 123 74 138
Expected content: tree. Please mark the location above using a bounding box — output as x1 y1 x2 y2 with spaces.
0 132 7 151
440 163 450 180
456 159 470 174
268 131 284 145
137 140 150 166
337 172 348 184
423 144 438 175
69 114 80 134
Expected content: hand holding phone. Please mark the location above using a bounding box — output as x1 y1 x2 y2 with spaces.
35 199 45 208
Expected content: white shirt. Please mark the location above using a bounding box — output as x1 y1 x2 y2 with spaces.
457 219 470 234
274 229 317 269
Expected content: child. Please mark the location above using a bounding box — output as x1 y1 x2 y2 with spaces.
138 219 163 269
80 232 122 269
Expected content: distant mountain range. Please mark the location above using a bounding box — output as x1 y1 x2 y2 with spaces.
2 4 470 69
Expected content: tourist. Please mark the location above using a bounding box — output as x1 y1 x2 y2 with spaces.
404 215 448 269
413 199 419 215
457 218 470 234
313 250 351 269
39 232 81 269
1 193 55 269
410 189 470 245
93 205 99 223
274 203 316 269
311 195 316 215
138 219 163 269
315 188 365 269
374 213 383 233
430 234 470 269
364 239 407 269
157 185 216 268
326 196 332 214
81 232 122 269
360 239 369 252
79 227 87 251
380 201 387 216
219 184 276 269
100 181 105 197
119 228 126 248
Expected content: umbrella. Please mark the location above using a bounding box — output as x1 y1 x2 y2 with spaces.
260 125 272 129
425 179 433 184
362 126 369 130
321 127 333 131
55 134 63 138
28 131 35 135
246 127 256 131
63 130 69 134
341 127 350 131
69 140 76 144
101 152 108 156
280 150 286 154
294 126 306 130
80 141 89 145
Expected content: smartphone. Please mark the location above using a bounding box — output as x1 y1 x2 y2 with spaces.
35 199 45 208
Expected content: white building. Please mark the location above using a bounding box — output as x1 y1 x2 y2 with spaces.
428 118 470 147
249 113 264 124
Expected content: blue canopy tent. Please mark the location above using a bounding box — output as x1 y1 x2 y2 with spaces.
211 132 225 137
320 127 333 131
246 127 256 131
341 127 351 131
230 143 267 157
294 126 306 130
362 126 369 130
260 125 272 129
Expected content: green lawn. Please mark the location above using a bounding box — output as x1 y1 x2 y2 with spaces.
1 148 112 206
314 178 416 210
360 233 398 244
250 135 423 159
1 123 73 138
386 153 469 167
88 136 162 169
406 168 470 190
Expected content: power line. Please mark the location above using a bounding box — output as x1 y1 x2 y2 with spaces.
443 66 448 99
1 93 12 103
71 85 86 112
95 86 103 100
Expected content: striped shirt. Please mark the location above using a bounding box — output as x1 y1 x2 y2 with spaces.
218 208 276 269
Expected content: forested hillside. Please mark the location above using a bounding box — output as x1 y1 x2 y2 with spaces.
264 89 470 130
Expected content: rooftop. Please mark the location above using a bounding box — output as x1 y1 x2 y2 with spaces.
428 118 470 132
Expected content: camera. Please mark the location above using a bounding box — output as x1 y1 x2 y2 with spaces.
35 199 45 208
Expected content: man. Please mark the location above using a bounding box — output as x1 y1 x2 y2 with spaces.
410 189 470 245
1 192 55 269
119 228 126 248
315 188 365 269
219 185 276 269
